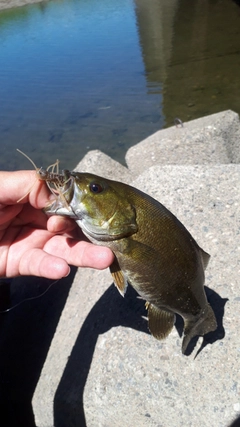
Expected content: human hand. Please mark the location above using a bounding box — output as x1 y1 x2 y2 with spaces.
0 170 114 279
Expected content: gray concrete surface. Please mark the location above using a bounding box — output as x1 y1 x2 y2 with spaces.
0 110 239 427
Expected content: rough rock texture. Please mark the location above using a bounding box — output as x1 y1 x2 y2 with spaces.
0 110 239 427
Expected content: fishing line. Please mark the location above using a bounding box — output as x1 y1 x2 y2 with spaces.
0 279 59 314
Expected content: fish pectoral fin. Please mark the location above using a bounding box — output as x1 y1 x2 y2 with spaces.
146 302 175 340
182 304 217 354
110 258 128 297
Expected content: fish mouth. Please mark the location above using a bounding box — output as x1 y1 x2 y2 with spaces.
43 171 77 218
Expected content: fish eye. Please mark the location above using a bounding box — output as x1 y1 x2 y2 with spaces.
89 182 103 193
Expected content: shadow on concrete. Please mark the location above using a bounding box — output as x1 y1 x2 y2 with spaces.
54 283 226 426
54 283 149 427
0 272 226 427
0 268 76 427
229 415 240 427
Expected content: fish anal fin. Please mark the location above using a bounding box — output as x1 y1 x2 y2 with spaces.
146 302 175 340
110 258 128 297
182 303 217 354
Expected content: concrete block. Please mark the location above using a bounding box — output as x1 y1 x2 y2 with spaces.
32 164 240 427
74 149 133 184
126 110 240 176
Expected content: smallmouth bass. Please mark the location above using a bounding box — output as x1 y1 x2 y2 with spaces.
44 172 217 354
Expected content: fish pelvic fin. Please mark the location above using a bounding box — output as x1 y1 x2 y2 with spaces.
110 258 128 297
146 302 175 340
182 303 217 354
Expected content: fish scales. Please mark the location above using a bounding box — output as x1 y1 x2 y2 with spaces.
44 172 217 354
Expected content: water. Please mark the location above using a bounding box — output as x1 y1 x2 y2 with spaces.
0 0 239 171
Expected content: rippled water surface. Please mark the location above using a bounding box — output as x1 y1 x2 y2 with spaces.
0 0 240 170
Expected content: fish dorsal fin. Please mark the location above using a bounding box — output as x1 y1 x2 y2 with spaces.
200 248 211 270
146 302 175 340
110 258 128 297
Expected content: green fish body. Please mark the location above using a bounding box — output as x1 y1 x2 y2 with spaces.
44 172 217 353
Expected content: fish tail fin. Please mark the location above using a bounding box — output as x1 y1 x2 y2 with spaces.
146 302 175 340
200 247 211 270
182 304 217 354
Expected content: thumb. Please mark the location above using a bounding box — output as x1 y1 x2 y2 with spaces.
0 171 51 209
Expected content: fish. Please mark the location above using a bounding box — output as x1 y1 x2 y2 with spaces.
44 171 217 354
